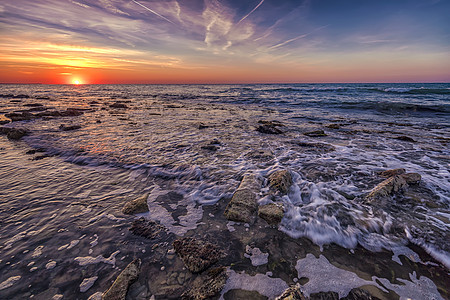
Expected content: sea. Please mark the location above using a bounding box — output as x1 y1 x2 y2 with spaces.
0 83 449 299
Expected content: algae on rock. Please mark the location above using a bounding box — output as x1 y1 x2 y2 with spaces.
102 259 140 300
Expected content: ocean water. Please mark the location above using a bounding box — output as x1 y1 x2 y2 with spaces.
0 83 449 299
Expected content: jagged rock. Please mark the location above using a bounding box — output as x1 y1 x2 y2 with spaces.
275 284 307 300
181 267 228 300
224 174 262 223
173 238 223 273
292 141 335 153
365 175 408 201
258 203 284 226
102 259 140 300
342 288 377 300
378 168 405 178
0 127 28 140
304 130 327 137
268 170 293 194
59 124 81 131
109 102 128 109
402 173 421 184
5 112 34 121
309 291 339 300
326 124 340 129
258 120 285 127
256 124 283 134
129 218 164 239
122 194 149 214
201 145 218 151
395 136 415 142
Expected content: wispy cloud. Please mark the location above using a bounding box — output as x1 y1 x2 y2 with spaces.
237 0 264 25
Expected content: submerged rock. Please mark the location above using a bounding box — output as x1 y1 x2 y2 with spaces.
256 124 283 134
293 141 335 153
122 194 149 215
102 259 140 300
402 173 421 184
395 135 415 142
309 291 339 300
342 288 377 300
0 127 28 140
258 203 284 226
59 124 81 131
365 175 408 201
173 238 223 273
304 130 327 137
224 174 262 223
275 284 307 300
378 168 405 178
268 170 293 194
129 218 164 239
181 266 228 300
109 102 128 109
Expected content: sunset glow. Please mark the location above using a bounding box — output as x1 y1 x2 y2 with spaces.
0 0 448 84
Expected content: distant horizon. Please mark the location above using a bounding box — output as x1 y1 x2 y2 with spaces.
0 81 449 85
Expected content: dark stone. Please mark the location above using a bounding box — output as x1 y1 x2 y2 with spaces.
173 238 223 273
309 291 339 300
378 168 405 178
342 288 378 300
0 127 28 140
96 120 102 123
201 145 218 151
304 130 327 137
32 154 53 161
23 103 43 107
326 124 340 129
268 170 292 194
103 259 140 300
258 120 285 127
0 94 14 98
12 94 30 98
395 136 415 142
122 194 149 214
275 284 307 300
198 123 210 129
129 218 165 239
5 112 34 121
257 124 283 134
181 266 228 300
59 124 81 131
110 102 129 109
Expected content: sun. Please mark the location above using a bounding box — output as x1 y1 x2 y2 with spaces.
72 78 82 85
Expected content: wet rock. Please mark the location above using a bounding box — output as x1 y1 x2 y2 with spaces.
292 141 335 153
275 284 307 300
201 145 218 151
224 289 267 300
109 102 128 109
23 103 43 107
258 203 284 226
129 218 165 239
304 130 327 137
224 174 262 223
59 124 81 131
309 291 339 300
365 175 408 201
342 288 377 300
198 123 210 129
402 173 421 184
181 266 228 300
268 170 293 194
245 149 274 160
395 135 415 142
173 238 223 273
0 93 14 98
5 112 34 121
326 124 340 129
122 194 149 215
0 127 28 140
12 94 30 98
378 168 405 178
102 258 140 300
257 124 283 134
258 120 285 127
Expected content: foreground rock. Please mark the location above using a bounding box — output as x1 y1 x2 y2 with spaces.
224 174 262 223
275 284 307 300
256 124 283 134
181 266 228 300
258 203 284 226
122 194 149 214
173 238 223 273
129 218 165 239
304 130 327 137
366 169 422 201
378 168 405 178
0 127 28 140
102 259 140 300
268 170 293 194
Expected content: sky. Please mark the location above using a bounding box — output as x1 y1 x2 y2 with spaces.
0 0 449 84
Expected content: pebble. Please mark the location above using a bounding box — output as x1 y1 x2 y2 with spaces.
160 266 165 271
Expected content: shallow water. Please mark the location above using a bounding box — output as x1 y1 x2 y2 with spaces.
0 83 449 299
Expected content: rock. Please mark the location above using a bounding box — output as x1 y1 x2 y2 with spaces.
258 203 284 226
258 120 285 127
102 259 140 300
224 174 262 223
304 130 327 137
201 145 218 151
0 115 11 125
293 141 335 153
23 103 43 107
173 238 223 273
59 124 81 131
256 124 283 134
268 170 293 194
0 127 28 140
342 288 377 300
5 112 34 121
198 123 210 129
109 102 128 109
402 173 421 184
181 266 228 300
378 168 405 178
309 291 339 300
122 194 149 214
395 136 415 142
129 218 165 239
12 94 30 98
365 175 408 201
326 124 340 129
275 284 307 300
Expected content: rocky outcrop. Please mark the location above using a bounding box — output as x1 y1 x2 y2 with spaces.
173 238 223 273
224 174 262 223
378 168 405 178
122 194 149 215
275 284 307 300
304 130 327 137
402 173 421 184
181 266 228 300
0 127 28 140
342 288 377 300
268 170 292 194
257 124 283 134
366 169 422 201
309 291 339 300
129 218 165 239
109 102 128 109
59 124 81 131
258 203 284 226
102 259 140 300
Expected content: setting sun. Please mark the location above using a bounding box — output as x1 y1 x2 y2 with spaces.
73 79 81 85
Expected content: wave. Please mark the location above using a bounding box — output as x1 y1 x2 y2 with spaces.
366 87 450 95
335 100 450 114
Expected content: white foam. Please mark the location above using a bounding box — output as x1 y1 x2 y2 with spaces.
67 240 80 250
0 276 21 290
90 234 99 247
220 269 288 299
244 246 269 266
80 276 98 292
46 260 57 270
75 250 120 267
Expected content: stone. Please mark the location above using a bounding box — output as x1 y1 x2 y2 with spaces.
365 175 408 201
326 124 340 129
293 141 335 153
0 127 28 140
5 112 34 121
378 168 405 178
129 218 164 239
275 284 307 300
402 173 421 184
59 124 81 131
102 259 140 300
181 266 228 300
0 115 11 125
122 194 149 214
224 174 262 223
256 124 283 134
395 136 415 142
201 145 218 151
309 291 339 300
304 130 327 137
268 170 293 194
342 288 377 300
109 102 128 109
173 238 223 273
258 203 284 226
